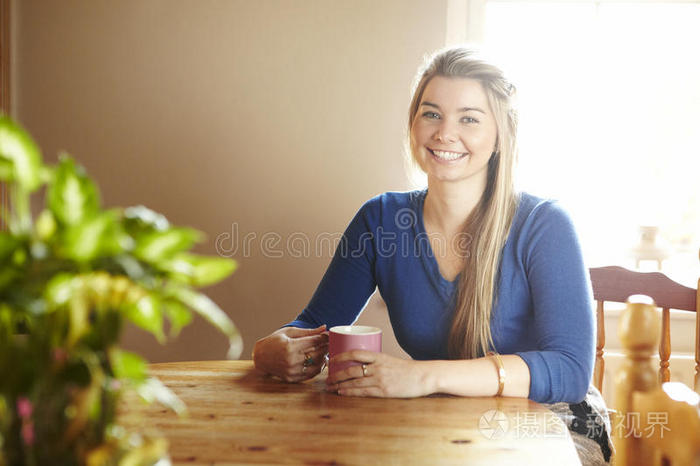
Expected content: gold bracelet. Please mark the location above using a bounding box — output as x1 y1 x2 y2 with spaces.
486 351 506 397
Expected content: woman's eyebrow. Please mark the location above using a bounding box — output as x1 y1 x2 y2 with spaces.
420 101 486 114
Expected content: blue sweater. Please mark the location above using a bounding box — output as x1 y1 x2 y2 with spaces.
288 189 595 403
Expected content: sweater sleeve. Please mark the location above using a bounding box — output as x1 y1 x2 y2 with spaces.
515 201 595 403
285 198 378 329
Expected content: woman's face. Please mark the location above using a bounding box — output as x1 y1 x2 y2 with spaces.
411 76 498 185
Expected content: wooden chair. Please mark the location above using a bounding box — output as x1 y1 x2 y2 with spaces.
589 262 699 393
614 296 700 466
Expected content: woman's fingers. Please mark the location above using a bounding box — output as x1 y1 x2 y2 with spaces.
329 350 378 365
325 350 379 382
284 324 326 339
253 325 330 383
285 329 329 382
288 334 328 366
326 361 369 385
327 367 382 396
289 333 328 352
336 386 384 397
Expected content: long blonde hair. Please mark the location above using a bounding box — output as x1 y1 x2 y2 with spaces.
406 47 519 359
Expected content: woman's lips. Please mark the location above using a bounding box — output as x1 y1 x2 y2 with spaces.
429 148 468 162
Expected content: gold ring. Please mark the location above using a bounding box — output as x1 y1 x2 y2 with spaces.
303 354 314 367
362 364 368 377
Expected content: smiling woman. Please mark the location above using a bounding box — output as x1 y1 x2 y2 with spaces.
411 76 497 184
253 47 612 465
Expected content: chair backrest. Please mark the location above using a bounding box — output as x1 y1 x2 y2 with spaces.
589 265 699 392
613 296 700 466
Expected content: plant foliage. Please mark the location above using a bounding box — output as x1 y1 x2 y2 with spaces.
0 116 241 465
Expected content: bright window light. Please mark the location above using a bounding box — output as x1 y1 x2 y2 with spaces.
483 2 700 278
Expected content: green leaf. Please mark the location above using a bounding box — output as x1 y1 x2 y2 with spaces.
137 377 186 415
133 227 203 263
109 348 147 382
0 268 19 292
85 272 112 311
163 299 192 338
35 209 57 241
124 205 170 232
0 232 19 261
63 210 120 262
0 116 43 191
107 275 133 309
164 253 237 286
171 286 240 344
124 294 165 343
227 334 244 360
44 273 76 308
47 154 100 226
112 254 146 280
0 157 12 178
67 291 89 347
0 304 13 335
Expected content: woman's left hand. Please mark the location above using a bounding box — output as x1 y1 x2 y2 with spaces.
325 351 434 398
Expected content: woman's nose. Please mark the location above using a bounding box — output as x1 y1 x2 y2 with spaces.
433 121 457 144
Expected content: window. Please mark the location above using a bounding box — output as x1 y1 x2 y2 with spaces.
462 1 700 283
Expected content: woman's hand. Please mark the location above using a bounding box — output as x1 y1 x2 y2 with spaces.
253 325 328 382
325 351 434 398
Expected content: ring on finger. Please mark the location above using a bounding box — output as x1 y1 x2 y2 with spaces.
302 364 308 375
362 363 368 377
303 353 314 367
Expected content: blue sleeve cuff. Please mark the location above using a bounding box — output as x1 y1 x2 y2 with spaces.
282 319 318 330
516 350 588 404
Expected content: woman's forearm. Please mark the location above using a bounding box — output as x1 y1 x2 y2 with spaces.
420 355 531 398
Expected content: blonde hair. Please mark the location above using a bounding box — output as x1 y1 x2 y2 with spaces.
406 46 519 359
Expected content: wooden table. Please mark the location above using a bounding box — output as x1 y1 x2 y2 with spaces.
120 361 581 465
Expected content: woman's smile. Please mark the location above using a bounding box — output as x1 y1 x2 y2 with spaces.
428 148 469 163
411 76 497 184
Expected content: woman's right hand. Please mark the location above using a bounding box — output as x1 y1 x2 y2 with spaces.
252 325 328 382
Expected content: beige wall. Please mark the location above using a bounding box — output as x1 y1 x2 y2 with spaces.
13 0 446 361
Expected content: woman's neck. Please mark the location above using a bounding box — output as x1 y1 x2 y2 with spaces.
423 178 486 235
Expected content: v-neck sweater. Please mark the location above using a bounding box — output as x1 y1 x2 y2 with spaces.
287 189 595 403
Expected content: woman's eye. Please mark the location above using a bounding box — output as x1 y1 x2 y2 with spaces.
422 111 440 119
461 116 479 124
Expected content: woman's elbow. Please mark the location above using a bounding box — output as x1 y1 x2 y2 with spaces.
564 359 592 403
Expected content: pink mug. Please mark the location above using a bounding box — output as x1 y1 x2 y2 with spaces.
328 325 382 378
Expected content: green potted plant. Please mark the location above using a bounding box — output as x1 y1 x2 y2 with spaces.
0 116 242 465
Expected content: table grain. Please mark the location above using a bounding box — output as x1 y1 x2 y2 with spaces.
119 360 581 465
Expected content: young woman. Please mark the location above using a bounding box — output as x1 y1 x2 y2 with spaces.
253 47 612 465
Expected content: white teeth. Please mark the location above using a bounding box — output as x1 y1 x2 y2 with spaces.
432 150 467 161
